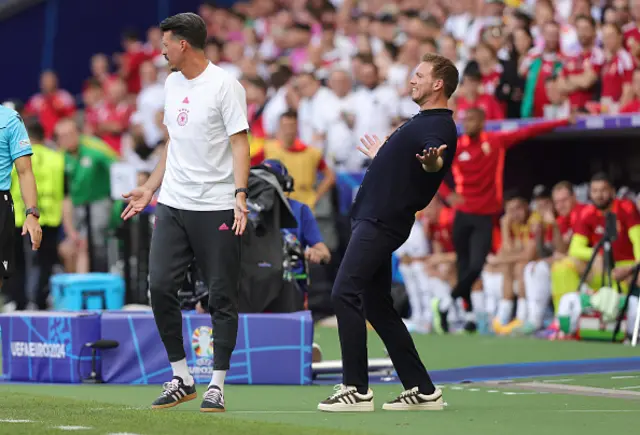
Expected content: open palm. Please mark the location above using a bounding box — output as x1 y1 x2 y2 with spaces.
121 187 153 221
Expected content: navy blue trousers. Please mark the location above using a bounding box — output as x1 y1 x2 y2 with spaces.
331 219 435 394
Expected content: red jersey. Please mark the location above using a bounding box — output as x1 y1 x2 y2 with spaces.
95 101 134 154
480 64 503 96
430 207 455 253
25 90 76 139
121 43 151 94
623 22 640 60
248 103 266 139
620 99 640 113
455 94 505 121
556 202 587 240
561 47 605 108
601 49 635 103
573 199 640 262
438 119 569 216
521 49 564 117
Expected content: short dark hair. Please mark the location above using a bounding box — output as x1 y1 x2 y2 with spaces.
463 69 482 82
591 172 613 186
504 188 526 203
552 180 574 195
24 117 45 143
280 110 298 121
575 14 596 28
270 64 294 89
160 13 207 50
421 52 459 98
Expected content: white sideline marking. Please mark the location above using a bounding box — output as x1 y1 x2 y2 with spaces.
450 386 464 390
487 390 499 393
107 433 144 435
0 419 34 423
557 410 636 413
502 392 537 396
54 426 92 431
231 411 317 414
542 378 574 383
611 375 638 379
467 388 480 392
618 385 640 390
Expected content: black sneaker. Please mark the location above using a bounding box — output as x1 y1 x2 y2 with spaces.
200 385 225 413
382 387 445 411
151 376 197 409
463 320 477 333
317 384 374 412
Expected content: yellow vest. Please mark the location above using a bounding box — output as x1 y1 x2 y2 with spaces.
263 140 322 209
11 144 65 227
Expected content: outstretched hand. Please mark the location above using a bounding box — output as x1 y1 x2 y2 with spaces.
357 134 384 159
416 145 447 172
121 186 154 221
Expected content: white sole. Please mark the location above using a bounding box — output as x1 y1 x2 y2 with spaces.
382 397 445 411
317 401 375 412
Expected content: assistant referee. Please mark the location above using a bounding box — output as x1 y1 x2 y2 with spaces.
317 53 459 413
121 13 250 413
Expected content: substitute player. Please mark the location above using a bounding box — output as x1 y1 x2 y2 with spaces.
0 106 42 285
120 13 250 412
317 53 459 412
438 107 572 332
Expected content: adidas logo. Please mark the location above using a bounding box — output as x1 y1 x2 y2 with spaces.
218 223 229 231
182 97 190 104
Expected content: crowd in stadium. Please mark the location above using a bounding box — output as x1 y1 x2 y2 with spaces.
2 0 640 341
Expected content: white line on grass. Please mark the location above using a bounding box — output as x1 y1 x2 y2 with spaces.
556 410 637 413
486 390 499 393
53 426 92 431
467 388 480 392
502 392 538 396
611 375 639 379
0 419 34 423
230 411 318 414
618 385 640 390
106 433 144 435
541 378 574 383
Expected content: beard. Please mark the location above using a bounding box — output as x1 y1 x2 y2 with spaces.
594 197 614 210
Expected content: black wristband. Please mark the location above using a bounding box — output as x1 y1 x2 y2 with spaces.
235 188 249 197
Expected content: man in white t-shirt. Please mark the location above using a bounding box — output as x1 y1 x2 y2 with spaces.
120 13 250 413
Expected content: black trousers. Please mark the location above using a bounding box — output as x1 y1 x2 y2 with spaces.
5 226 59 310
332 219 435 393
149 204 241 370
450 211 494 311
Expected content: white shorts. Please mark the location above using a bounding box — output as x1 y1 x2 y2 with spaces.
395 222 428 258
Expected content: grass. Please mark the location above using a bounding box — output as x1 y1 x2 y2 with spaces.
2 327 640 434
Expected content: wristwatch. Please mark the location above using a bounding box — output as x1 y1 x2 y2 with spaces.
25 207 40 219
235 188 249 197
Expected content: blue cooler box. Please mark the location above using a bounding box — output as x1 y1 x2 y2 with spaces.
50 273 125 311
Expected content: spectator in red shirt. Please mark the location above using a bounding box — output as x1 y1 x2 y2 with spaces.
601 23 635 111
95 78 133 154
543 75 571 119
82 78 104 136
85 54 116 92
119 29 151 95
496 27 534 119
437 107 572 333
551 181 586 257
520 22 565 118
623 0 640 61
245 76 269 140
454 70 504 122
25 70 76 139
558 15 605 111
474 42 503 96
144 26 163 59
620 68 640 112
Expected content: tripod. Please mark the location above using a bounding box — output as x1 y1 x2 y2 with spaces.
613 263 640 346
575 212 624 342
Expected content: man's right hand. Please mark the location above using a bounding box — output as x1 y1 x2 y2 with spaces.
121 186 154 220
447 192 464 206
357 134 384 159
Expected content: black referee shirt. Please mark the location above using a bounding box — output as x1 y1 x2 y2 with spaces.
350 108 458 238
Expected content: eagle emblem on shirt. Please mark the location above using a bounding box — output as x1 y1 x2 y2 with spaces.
177 108 189 126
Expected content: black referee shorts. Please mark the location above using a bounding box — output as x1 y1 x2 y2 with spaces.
0 191 15 279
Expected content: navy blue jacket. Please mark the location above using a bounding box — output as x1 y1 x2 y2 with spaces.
350 108 458 239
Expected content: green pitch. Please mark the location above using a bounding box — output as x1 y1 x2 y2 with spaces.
1 329 640 435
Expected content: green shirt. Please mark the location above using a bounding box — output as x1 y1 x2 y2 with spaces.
65 137 117 205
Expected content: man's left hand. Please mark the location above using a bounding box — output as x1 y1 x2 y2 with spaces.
233 194 249 236
305 247 323 264
22 215 42 251
417 145 447 171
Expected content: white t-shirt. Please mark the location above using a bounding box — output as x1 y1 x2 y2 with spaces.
159 62 249 211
